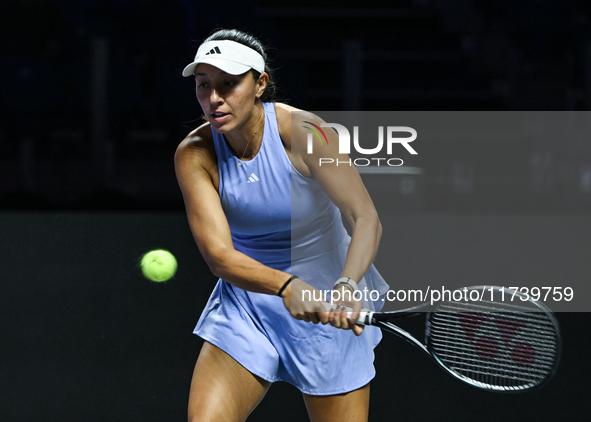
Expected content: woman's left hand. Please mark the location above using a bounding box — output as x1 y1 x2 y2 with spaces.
327 285 364 336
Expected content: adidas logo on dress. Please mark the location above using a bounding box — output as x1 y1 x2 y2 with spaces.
247 173 260 183
205 46 222 55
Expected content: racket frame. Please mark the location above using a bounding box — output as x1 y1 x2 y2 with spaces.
359 286 562 393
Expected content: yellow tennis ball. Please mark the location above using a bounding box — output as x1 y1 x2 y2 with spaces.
140 249 177 282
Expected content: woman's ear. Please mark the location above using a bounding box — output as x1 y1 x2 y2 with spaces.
256 72 269 98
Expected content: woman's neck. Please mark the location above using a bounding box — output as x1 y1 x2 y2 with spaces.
225 102 266 161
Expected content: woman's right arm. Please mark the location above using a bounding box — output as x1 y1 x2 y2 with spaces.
175 128 289 295
174 128 327 324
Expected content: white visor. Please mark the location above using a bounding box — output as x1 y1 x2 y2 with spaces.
182 40 265 77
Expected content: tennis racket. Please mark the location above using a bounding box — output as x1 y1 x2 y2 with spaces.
331 285 561 392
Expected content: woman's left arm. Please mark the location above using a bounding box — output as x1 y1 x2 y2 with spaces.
278 105 382 281
276 105 382 334
304 131 382 284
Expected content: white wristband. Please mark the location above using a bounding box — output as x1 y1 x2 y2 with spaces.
333 277 359 292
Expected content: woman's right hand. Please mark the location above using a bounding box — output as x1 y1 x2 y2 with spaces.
280 278 363 335
280 278 330 325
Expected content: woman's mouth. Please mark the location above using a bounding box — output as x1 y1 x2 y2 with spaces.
211 112 229 122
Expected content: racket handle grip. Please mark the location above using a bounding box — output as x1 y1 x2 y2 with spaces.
321 303 372 325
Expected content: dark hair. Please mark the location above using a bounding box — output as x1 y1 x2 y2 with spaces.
202 29 278 103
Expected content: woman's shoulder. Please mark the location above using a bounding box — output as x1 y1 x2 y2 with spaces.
274 102 319 124
175 121 217 173
177 122 213 154
273 102 323 145
273 101 302 115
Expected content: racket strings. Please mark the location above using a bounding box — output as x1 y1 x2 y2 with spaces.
427 301 559 391
429 330 556 365
428 336 555 376
430 319 557 356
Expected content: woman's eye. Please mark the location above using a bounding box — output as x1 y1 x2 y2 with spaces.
224 80 236 87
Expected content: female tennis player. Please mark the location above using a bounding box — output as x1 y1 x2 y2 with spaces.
175 29 389 422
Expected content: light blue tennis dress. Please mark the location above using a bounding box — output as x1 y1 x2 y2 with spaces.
194 102 389 395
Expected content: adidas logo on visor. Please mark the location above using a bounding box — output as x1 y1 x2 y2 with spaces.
205 46 222 55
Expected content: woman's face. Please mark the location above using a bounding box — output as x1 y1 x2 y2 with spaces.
194 63 267 134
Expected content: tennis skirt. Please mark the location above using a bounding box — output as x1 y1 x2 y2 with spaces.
194 278 383 395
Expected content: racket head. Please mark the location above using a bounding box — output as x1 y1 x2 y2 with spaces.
424 286 561 392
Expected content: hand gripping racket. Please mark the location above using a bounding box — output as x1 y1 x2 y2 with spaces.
338 285 561 392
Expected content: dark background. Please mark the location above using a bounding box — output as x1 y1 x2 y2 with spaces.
1 0 590 420
1 0 591 211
